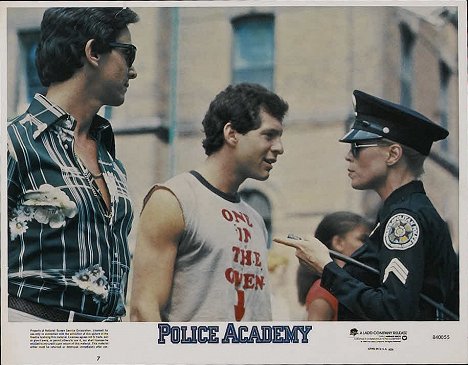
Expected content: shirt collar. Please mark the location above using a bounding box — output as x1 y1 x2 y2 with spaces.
28 94 115 157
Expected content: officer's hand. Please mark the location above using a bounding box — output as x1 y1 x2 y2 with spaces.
273 235 333 275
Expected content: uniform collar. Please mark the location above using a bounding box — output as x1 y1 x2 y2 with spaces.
378 180 425 220
28 94 115 157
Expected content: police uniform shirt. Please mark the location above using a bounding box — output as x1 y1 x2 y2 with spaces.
320 180 458 321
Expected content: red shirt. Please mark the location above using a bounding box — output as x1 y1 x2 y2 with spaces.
306 279 338 321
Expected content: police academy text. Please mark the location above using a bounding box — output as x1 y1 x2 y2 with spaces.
157 323 313 344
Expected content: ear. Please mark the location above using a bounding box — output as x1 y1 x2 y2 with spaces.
223 122 238 147
84 39 100 67
386 144 403 166
330 235 343 252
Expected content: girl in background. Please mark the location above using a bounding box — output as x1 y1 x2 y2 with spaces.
296 212 371 320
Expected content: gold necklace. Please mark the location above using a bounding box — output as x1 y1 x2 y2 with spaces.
89 171 103 179
74 151 103 179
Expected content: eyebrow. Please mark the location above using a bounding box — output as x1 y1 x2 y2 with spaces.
261 127 283 136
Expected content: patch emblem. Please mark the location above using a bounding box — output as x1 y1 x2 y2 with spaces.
384 213 419 250
383 258 409 284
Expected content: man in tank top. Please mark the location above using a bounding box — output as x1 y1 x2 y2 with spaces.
130 83 289 321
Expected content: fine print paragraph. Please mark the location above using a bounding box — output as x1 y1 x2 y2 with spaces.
29 328 108 349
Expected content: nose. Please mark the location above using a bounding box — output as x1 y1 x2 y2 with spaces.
345 149 353 162
272 138 284 155
129 66 137 79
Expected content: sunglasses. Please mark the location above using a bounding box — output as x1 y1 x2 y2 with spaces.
350 142 380 158
108 42 137 67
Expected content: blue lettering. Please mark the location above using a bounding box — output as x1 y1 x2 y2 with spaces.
261 325 272 343
284 326 296 343
238 326 249 343
272 326 285 343
180 326 196 344
196 326 220 344
158 323 171 344
172 326 181 344
158 324 221 344
298 326 312 343
222 323 239 343
207 326 220 344
248 326 261 343
159 324 311 345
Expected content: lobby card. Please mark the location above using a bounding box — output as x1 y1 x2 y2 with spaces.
2 1 467 364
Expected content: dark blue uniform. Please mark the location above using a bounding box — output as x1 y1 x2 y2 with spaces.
321 180 458 320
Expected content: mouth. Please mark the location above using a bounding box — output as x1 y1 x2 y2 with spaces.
263 158 276 170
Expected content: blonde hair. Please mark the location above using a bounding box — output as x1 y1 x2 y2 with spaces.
381 138 426 178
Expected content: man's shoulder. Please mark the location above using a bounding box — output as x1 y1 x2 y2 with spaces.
7 111 37 146
163 171 195 186
142 172 193 206
7 111 29 129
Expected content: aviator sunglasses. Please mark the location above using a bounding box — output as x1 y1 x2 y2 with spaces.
108 42 137 67
350 142 381 158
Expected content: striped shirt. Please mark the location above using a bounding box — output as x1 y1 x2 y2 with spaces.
8 94 134 318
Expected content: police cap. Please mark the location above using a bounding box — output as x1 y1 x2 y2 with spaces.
340 90 449 156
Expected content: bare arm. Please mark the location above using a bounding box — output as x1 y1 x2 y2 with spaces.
307 298 335 321
130 188 184 322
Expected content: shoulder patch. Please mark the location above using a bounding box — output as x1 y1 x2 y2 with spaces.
383 213 420 250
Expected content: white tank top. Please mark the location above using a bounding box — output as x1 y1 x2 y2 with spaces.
158 171 272 321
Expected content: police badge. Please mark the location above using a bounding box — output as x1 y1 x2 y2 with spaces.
384 213 420 250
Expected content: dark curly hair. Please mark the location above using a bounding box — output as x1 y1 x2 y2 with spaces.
36 7 139 86
296 211 372 305
201 83 289 156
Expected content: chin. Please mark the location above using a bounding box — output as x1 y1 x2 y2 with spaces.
352 183 371 191
350 181 366 190
253 173 270 181
106 96 125 107
114 98 125 107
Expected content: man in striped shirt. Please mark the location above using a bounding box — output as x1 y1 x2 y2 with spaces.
8 7 139 322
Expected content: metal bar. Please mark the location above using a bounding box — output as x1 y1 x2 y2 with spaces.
113 126 162 135
169 7 179 177
329 249 379 274
428 151 459 178
287 234 458 320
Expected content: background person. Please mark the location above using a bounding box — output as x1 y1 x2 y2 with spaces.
275 89 459 321
8 7 139 322
296 211 371 320
130 83 289 322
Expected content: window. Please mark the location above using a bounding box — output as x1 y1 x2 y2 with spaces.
231 14 274 90
399 22 415 107
19 30 47 102
239 189 273 248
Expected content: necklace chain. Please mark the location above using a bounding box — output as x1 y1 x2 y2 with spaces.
89 171 103 179
74 152 103 179
72 140 112 219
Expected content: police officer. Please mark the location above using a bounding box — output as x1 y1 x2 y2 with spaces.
275 90 459 320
